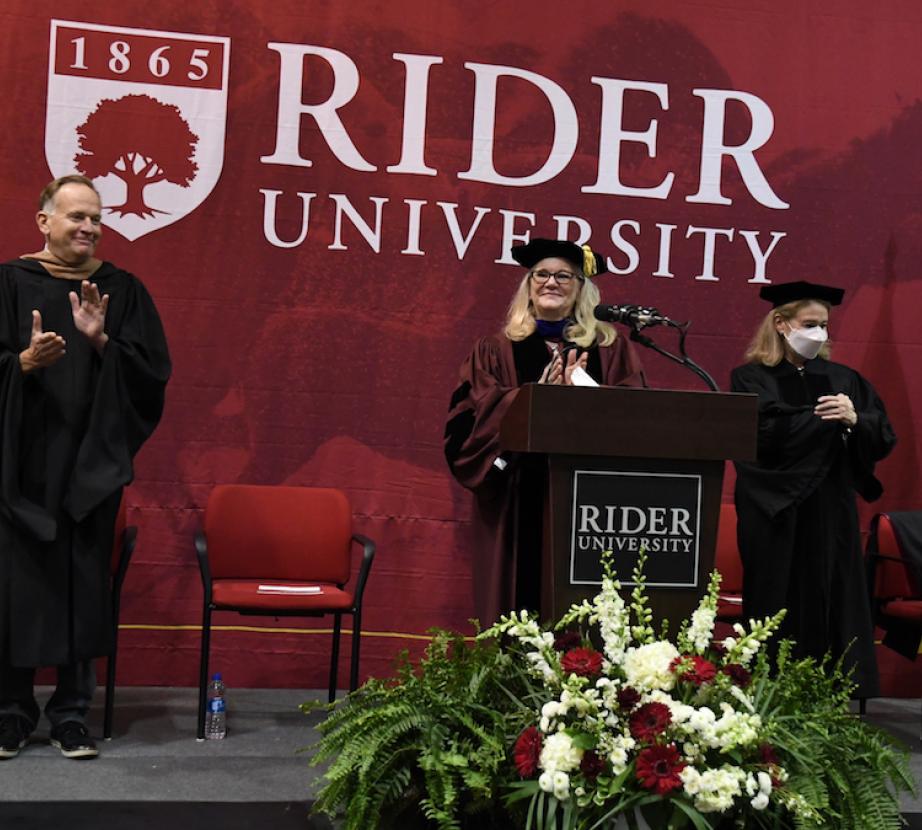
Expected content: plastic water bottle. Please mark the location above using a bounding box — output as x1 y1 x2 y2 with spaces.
205 673 227 740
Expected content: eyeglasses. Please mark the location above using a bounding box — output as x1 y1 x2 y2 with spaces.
530 269 581 285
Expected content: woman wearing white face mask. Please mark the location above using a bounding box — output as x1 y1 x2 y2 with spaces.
730 281 896 699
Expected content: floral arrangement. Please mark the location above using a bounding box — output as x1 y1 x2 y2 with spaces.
494 557 804 829
309 553 915 830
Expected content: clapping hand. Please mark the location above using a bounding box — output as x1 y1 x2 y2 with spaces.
539 348 588 385
19 310 66 373
69 280 109 353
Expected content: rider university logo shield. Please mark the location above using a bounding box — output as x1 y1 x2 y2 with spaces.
45 20 230 241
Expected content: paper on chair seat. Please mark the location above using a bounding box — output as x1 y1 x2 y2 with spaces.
257 584 322 594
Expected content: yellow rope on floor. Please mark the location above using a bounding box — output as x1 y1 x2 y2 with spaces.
117 623 470 641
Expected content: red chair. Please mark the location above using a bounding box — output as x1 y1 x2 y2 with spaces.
104 496 138 739
194 485 376 739
867 513 922 660
714 503 744 622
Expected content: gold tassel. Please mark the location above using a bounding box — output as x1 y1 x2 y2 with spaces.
582 244 597 278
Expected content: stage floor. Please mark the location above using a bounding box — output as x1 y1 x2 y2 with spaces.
0 687 919 825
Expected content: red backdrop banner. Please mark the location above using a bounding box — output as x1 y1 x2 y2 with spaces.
2 1 919 693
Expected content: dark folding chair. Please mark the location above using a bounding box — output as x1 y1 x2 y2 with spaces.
867 513 922 660
194 484 376 739
104 497 138 739
866 512 922 731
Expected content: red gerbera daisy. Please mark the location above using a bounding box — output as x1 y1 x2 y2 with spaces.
512 726 542 778
561 646 603 678
670 654 717 686
635 743 686 795
629 701 672 741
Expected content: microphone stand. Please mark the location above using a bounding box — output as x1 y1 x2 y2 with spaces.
627 319 720 392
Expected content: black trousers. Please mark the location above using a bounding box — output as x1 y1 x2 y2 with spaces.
0 660 96 730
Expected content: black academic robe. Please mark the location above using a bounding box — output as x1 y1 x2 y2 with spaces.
444 332 644 625
0 259 170 667
731 358 896 696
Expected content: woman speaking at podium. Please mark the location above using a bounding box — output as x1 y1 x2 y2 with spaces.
444 239 644 625
731 281 896 696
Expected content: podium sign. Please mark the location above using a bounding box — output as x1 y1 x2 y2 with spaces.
570 470 701 587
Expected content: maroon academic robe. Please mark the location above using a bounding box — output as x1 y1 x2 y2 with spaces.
444 331 644 624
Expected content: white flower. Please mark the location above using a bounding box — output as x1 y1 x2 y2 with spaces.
622 641 679 692
535 764 572 800
598 731 636 775
751 792 769 810
552 771 570 800
680 765 745 813
592 575 631 663
688 606 716 653
539 731 583 775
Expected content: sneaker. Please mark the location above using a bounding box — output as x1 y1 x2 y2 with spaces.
0 715 32 759
49 721 98 759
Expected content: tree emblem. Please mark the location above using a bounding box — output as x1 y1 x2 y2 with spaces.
74 94 199 218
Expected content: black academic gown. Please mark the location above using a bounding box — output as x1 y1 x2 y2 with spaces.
0 259 170 667
731 358 896 696
444 332 644 625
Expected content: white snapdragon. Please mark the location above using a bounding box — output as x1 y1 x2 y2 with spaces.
592 575 631 664
688 605 716 654
622 641 679 692
727 683 755 713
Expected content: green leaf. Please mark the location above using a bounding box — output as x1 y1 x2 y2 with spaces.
669 799 714 830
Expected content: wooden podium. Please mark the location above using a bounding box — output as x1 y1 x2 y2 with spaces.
499 385 758 627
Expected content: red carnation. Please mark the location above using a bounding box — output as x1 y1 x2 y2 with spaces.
722 663 751 687
629 702 672 741
617 686 641 711
554 630 582 652
579 750 606 780
635 743 686 795
671 655 717 686
758 742 779 766
513 726 542 778
561 647 603 678
710 641 728 657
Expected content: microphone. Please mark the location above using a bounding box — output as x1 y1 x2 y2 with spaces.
593 303 668 328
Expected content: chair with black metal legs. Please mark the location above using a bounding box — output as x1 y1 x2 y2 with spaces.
194 484 376 740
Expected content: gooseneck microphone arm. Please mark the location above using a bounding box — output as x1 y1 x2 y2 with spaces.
594 304 719 392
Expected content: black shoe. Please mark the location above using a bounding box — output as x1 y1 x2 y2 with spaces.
49 721 98 759
0 715 32 759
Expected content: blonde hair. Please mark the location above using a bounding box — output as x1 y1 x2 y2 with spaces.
503 270 616 348
744 299 832 366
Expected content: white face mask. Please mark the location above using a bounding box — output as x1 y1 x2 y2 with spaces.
784 323 827 360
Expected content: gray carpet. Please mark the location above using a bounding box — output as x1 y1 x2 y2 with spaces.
0 688 919 821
